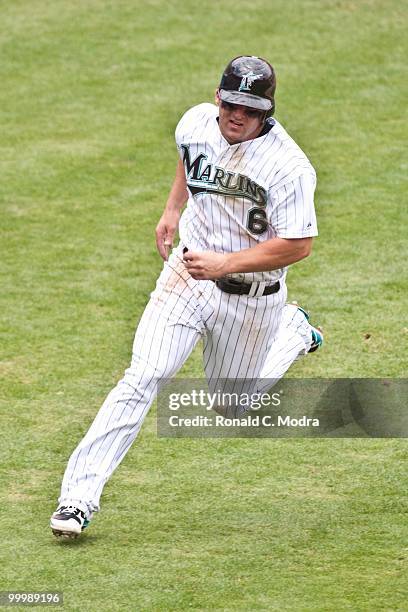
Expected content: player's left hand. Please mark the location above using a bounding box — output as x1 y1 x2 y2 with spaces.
183 250 229 280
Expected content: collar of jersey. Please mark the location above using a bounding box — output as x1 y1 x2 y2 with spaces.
216 116 275 147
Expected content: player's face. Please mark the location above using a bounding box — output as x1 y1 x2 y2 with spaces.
217 99 264 144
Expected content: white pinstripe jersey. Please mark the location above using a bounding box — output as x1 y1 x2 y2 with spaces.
176 103 318 284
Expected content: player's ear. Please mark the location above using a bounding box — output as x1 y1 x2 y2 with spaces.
215 89 220 106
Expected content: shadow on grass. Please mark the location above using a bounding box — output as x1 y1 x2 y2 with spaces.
50 533 100 547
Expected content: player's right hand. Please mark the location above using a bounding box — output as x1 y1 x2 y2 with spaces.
155 210 180 260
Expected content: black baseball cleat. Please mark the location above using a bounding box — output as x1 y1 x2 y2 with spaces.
50 505 92 539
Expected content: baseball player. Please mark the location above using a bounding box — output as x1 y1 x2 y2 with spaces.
50 56 322 538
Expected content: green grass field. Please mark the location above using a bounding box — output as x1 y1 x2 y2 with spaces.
1 0 407 610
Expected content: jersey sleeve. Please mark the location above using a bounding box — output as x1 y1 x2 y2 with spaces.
175 103 216 154
268 172 318 238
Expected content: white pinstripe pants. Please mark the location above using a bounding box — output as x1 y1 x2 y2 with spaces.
59 246 311 514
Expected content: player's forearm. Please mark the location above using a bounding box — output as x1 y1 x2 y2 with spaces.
164 159 189 212
223 237 313 274
183 237 313 279
156 159 189 260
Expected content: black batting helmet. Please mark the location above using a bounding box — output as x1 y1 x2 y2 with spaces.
218 55 276 117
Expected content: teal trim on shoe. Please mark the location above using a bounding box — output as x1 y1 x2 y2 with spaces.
296 305 310 321
309 326 324 353
82 518 91 530
291 303 323 353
